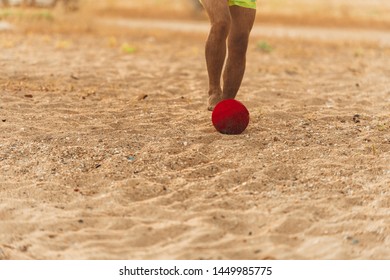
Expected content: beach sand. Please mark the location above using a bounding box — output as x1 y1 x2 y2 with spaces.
1 0 390 259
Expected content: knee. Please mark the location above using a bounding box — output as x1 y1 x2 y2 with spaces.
229 31 250 54
210 18 231 39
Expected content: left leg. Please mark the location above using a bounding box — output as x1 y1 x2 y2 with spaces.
202 0 232 110
222 5 256 100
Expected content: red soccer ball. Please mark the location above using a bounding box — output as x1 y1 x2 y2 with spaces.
212 99 250 135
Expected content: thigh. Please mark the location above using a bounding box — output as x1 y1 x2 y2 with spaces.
229 5 256 35
200 0 231 24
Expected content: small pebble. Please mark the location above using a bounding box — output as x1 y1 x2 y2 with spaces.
353 114 361 123
127 156 136 162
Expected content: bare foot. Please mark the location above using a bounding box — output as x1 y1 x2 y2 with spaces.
207 92 222 111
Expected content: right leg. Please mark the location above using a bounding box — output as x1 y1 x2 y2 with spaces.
201 0 231 110
222 5 256 100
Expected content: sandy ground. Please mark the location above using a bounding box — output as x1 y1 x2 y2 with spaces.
1 0 390 260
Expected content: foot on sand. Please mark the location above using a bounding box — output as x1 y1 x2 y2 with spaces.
207 92 222 111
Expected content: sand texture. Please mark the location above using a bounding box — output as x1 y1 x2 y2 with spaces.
1 0 390 259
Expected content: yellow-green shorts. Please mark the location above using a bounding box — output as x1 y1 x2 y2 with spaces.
200 0 257 10
228 0 256 9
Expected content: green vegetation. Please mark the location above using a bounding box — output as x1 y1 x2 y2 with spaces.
257 41 273 53
0 9 54 21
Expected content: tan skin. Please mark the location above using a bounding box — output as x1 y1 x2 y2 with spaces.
201 0 256 110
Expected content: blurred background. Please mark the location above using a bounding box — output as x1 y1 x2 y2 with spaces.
1 0 390 30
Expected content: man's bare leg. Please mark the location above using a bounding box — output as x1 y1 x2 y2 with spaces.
222 5 256 100
201 0 231 110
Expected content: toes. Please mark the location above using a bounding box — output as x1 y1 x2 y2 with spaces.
208 94 222 111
